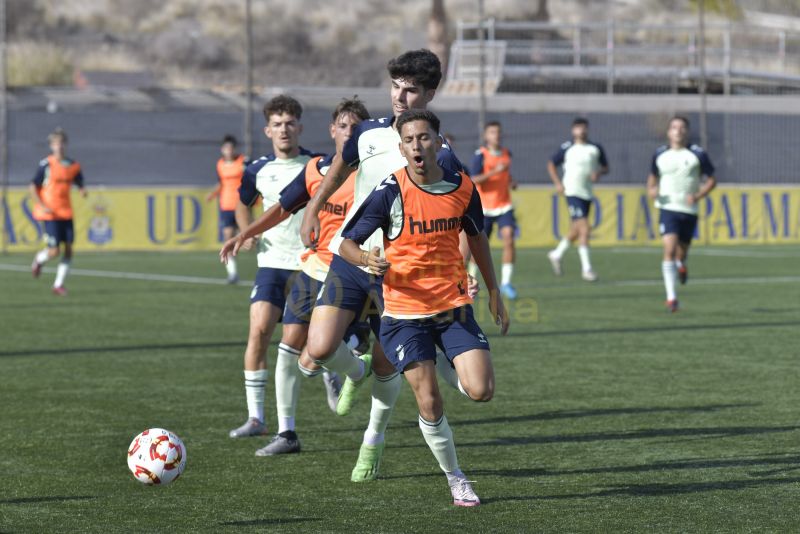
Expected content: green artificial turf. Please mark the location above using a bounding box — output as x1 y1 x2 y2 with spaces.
1 246 799 533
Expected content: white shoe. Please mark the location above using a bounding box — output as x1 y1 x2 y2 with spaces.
449 476 480 507
581 270 598 282
229 418 268 438
322 371 342 412
547 251 563 276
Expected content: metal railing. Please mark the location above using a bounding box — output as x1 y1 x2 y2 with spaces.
450 19 800 94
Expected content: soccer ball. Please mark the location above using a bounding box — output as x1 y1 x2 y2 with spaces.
127 428 186 485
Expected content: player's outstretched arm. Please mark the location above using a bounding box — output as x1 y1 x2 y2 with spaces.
220 202 290 263
300 155 353 249
206 183 221 202
467 231 509 335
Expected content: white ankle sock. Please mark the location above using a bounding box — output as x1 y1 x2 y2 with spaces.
298 361 322 378
244 369 268 422
317 341 364 381
552 238 569 258
225 257 238 278
362 372 401 445
275 343 301 432
501 263 513 286
419 414 460 473
662 261 678 301
35 249 50 264
578 245 592 272
54 260 71 288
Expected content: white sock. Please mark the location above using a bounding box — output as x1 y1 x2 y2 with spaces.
35 249 50 264
435 353 469 398
225 256 238 278
467 261 478 278
298 361 323 378
317 341 364 381
419 414 460 474
363 372 401 445
578 246 592 273
244 369 268 422
552 238 569 259
275 343 301 433
54 260 71 288
662 261 678 301
676 259 684 270
501 263 513 286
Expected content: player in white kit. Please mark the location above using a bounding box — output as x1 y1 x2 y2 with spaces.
647 116 717 312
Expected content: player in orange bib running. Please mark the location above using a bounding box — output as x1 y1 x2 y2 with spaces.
220 97 370 455
30 128 87 296
207 135 247 283
339 110 509 507
469 121 518 300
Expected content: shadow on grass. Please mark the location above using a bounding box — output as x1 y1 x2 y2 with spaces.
486 476 800 502
474 454 800 479
0 341 247 358
219 518 321 527
0 495 96 505
501 320 800 338
454 403 757 427
310 403 758 436
461 424 800 447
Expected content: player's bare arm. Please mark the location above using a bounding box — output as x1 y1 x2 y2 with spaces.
591 164 610 183
300 154 354 249
547 160 565 194
646 173 660 200
234 200 257 251
471 163 507 185
339 240 390 276
220 201 290 263
687 175 717 206
467 231 510 335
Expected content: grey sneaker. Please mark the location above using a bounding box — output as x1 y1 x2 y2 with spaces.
322 371 342 412
229 418 268 438
255 432 301 456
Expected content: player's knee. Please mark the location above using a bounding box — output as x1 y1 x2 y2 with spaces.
372 354 396 378
417 394 443 422
465 380 494 402
305 333 336 362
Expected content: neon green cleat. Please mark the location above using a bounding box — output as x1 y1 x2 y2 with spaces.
336 353 373 416
351 442 385 482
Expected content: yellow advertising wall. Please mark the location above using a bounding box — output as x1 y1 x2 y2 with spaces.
2 185 800 252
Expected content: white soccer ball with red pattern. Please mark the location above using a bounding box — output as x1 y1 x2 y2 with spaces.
127 428 186 485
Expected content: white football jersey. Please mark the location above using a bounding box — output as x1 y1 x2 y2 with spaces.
651 145 715 215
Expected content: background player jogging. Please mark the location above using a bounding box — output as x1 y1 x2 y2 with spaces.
30 128 87 296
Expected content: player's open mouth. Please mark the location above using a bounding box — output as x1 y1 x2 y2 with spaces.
413 155 424 168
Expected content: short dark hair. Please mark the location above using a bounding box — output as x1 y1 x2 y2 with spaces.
484 121 501 130
396 109 440 136
222 134 238 146
331 96 370 123
572 117 589 126
387 49 442 91
48 127 67 143
263 95 303 121
670 115 690 128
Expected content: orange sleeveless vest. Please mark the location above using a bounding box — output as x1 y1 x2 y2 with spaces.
383 167 474 316
33 156 82 221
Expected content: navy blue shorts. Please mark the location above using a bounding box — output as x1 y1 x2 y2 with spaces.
566 196 592 220
316 255 383 337
283 271 323 325
483 210 516 239
659 209 698 243
250 268 297 314
219 209 237 229
379 305 490 373
43 220 74 247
